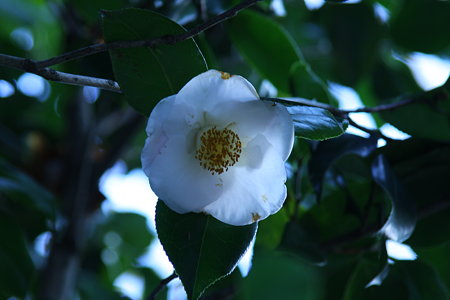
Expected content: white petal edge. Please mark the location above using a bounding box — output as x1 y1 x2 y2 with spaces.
262 102 295 161
175 70 259 112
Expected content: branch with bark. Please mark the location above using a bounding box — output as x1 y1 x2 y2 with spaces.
0 0 262 92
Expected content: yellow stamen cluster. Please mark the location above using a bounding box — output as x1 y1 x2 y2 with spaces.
195 127 242 175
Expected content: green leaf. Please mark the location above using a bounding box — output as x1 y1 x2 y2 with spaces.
97 212 153 280
0 158 55 218
0 213 35 299
239 249 323 300
408 206 450 248
102 8 207 115
155 201 257 300
280 221 326 265
371 155 416 242
308 134 378 200
390 0 450 53
289 61 332 103
227 10 302 93
398 261 450 299
416 243 450 291
380 93 450 142
321 2 381 86
287 106 348 140
343 249 389 300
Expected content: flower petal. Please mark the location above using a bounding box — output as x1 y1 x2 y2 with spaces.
262 102 294 161
142 96 223 213
144 133 224 213
142 95 174 167
207 100 294 156
175 70 259 111
203 135 288 225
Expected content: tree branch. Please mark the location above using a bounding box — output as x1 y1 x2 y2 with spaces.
0 54 121 92
35 0 263 68
146 272 178 300
0 0 262 92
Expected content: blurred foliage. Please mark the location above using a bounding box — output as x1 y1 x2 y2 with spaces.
1 0 450 299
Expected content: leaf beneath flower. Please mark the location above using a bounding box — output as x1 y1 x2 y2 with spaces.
155 201 257 300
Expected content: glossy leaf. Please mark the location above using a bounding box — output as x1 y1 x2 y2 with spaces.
287 106 348 140
371 155 416 242
102 8 207 115
227 10 302 93
155 201 257 300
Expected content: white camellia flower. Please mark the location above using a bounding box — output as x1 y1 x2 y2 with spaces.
141 70 294 226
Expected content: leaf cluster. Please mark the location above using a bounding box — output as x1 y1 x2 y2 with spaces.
0 0 450 299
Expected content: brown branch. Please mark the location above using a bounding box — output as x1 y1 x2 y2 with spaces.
35 0 263 68
146 272 178 300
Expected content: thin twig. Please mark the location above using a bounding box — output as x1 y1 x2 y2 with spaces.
261 96 341 114
0 0 261 92
340 97 416 113
0 54 121 92
36 0 262 68
347 117 395 142
147 272 178 300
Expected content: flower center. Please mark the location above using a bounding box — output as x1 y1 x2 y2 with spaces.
195 127 242 175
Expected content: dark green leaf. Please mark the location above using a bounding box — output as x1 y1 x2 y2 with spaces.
390 0 450 53
287 106 348 140
408 206 450 247
371 155 416 242
97 212 153 280
342 245 388 300
155 201 257 300
320 2 381 86
102 8 207 115
398 261 450 299
255 207 288 249
0 157 56 219
239 249 323 300
227 10 302 93
380 90 450 141
308 134 378 200
280 221 326 265
289 61 332 103
0 213 35 299
416 243 450 291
